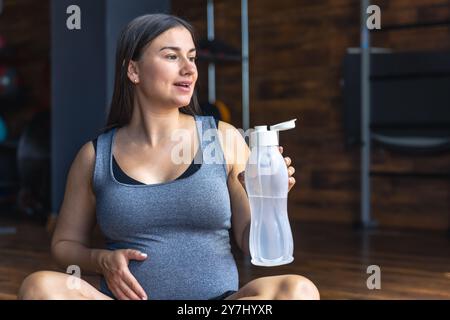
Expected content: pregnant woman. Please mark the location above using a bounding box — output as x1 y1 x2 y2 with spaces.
18 14 319 300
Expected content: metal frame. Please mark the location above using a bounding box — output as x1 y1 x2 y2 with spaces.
360 0 376 228
206 0 250 131
207 0 216 105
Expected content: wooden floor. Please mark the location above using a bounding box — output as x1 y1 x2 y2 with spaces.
0 214 449 300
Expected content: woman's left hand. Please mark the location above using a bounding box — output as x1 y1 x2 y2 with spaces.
238 146 296 192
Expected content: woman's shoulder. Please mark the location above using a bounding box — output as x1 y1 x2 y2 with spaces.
62 140 97 194
215 119 242 140
214 119 250 176
75 140 97 171
72 127 117 178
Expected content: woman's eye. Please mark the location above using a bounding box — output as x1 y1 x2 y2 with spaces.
166 55 196 62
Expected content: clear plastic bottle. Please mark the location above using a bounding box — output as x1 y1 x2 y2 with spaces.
245 119 297 266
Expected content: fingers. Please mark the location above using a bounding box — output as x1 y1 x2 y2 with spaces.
288 177 296 191
284 157 291 166
107 270 144 300
122 269 147 300
279 146 292 167
282 151 295 191
106 249 148 300
123 250 148 299
118 279 141 300
126 249 148 261
118 276 145 300
288 166 295 176
110 271 147 300
109 280 130 300
287 161 296 191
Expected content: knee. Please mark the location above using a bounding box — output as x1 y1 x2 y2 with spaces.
276 275 320 300
18 271 56 300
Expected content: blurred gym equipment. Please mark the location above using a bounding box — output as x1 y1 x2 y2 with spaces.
200 99 231 123
0 65 19 98
343 50 450 153
16 110 51 221
0 136 19 214
0 115 6 142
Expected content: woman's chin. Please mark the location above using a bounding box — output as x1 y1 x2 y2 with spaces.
172 98 192 107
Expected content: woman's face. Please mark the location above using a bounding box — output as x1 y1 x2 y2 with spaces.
130 26 198 109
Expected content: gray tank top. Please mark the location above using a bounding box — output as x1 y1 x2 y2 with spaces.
93 115 239 300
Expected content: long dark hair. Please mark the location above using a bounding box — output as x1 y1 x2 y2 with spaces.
104 14 202 132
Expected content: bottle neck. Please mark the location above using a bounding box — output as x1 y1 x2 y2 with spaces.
250 130 278 148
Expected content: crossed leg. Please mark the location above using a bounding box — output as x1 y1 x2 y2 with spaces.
17 271 112 300
225 274 320 300
18 271 319 300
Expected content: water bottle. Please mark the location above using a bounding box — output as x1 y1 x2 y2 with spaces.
245 119 297 266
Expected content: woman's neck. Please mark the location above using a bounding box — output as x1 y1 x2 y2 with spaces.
125 105 188 148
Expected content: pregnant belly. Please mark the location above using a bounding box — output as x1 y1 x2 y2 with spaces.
102 236 239 300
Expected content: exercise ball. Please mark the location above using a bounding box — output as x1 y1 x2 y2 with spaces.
0 116 6 142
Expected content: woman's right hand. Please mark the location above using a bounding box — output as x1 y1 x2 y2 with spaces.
99 249 148 300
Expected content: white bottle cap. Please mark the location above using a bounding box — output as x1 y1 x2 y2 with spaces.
269 119 297 132
250 119 297 148
254 125 267 131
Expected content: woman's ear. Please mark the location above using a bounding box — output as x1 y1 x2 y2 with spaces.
127 60 139 84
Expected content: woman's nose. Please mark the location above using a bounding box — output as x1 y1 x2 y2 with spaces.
181 59 196 75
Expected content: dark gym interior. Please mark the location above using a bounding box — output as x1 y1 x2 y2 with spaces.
0 0 449 300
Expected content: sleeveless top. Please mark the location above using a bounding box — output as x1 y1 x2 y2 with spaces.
93 115 239 300
91 118 219 185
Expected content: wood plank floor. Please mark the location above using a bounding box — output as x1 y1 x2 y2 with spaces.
0 215 449 300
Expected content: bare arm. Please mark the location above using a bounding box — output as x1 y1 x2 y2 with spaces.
50 142 108 275
217 121 252 256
